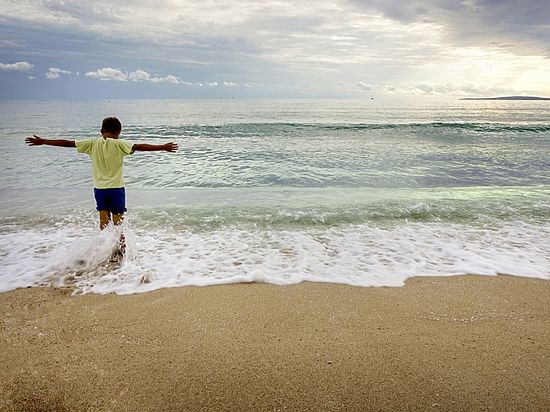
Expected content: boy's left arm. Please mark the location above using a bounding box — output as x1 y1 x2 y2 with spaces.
132 142 178 152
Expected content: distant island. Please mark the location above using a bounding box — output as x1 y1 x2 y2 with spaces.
460 96 550 101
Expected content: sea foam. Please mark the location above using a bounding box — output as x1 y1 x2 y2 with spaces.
1 219 548 294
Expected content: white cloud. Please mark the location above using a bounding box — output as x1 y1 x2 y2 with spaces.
357 81 372 90
83 67 234 87
413 83 474 96
150 74 180 84
350 79 534 98
85 67 184 84
45 67 71 79
0 61 33 72
128 69 150 81
356 82 398 94
85 67 128 81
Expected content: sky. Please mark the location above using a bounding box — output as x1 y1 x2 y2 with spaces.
1 0 549 99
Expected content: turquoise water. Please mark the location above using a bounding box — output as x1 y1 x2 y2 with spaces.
0 99 549 293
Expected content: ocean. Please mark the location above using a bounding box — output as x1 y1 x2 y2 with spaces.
1 99 549 294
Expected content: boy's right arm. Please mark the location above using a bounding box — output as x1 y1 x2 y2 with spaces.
25 134 76 148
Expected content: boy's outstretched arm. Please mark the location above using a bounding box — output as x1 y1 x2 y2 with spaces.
133 142 178 152
25 134 75 148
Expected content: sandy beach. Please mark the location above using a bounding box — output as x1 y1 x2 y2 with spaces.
1 275 549 411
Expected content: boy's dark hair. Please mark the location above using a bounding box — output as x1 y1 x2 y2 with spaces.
101 117 122 134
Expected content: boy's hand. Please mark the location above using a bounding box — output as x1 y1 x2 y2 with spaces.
25 135 44 146
164 142 178 152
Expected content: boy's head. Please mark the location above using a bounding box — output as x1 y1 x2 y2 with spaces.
101 117 122 138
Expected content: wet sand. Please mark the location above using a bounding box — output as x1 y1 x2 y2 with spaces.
1 275 549 411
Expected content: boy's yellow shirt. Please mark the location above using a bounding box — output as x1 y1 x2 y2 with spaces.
76 137 134 188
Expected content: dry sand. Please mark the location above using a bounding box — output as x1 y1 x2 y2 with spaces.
1 275 549 411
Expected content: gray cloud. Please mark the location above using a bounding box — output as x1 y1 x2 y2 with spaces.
347 0 550 56
1 0 549 99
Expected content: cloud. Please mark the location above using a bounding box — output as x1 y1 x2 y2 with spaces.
45 67 71 79
414 83 434 94
150 74 180 84
84 67 190 85
0 61 34 72
357 81 372 90
83 67 236 87
348 0 550 57
2 1 550 98
84 67 176 83
85 67 129 81
356 82 398 93
411 83 473 95
128 69 150 81
404 82 521 97
353 80 519 97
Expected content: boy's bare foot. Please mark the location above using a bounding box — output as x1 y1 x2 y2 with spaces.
109 248 124 263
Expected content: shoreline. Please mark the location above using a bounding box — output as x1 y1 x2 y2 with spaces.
1 275 549 411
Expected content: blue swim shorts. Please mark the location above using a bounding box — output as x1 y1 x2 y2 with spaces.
94 187 127 214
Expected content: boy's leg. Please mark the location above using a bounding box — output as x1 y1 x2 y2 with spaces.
113 213 126 254
99 210 111 230
112 213 124 226
95 189 112 230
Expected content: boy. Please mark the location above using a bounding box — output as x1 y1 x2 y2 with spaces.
25 116 178 254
